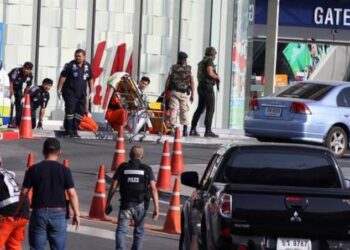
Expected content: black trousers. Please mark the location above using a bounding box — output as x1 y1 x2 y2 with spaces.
62 91 85 136
31 107 37 129
14 92 23 126
191 83 215 131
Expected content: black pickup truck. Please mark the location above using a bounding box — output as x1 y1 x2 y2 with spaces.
180 144 350 250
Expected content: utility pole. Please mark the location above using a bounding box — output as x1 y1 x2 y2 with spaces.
263 0 279 96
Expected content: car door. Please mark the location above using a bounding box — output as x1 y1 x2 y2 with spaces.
187 153 222 240
336 87 350 131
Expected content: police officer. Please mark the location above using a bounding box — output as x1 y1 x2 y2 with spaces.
8 62 34 127
165 51 194 136
57 49 93 138
28 78 53 129
190 47 220 137
106 145 159 250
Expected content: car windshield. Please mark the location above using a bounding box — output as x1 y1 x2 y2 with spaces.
276 82 334 100
217 148 341 188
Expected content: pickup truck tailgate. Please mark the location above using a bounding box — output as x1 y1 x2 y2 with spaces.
227 186 350 239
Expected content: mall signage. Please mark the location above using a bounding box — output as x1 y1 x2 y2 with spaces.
255 0 350 29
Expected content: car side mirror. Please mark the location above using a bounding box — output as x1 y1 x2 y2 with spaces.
345 179 350 189
181 171 200 189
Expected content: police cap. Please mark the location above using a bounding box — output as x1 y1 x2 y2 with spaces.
178 51 188 61
23 62 33 69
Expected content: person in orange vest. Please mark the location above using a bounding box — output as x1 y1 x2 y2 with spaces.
105 90 128 132
0 156 30 250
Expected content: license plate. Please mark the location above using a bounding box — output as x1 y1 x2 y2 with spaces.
265 107 282 117
277 238 312 250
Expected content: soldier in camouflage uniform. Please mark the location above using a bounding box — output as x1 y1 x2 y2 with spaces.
190 47 220 137
165 52 194 137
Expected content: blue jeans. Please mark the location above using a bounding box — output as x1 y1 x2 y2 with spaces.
29 209 67 250
116 202 146 250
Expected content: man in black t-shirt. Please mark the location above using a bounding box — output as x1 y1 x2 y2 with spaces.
17 138 80 250
0 156 30 250
28 78 53 129
106 145 159 250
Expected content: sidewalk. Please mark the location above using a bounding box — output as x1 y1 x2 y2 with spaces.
18 120 253 146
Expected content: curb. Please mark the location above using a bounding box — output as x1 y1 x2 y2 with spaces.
30 129 253 146
0 130 19 140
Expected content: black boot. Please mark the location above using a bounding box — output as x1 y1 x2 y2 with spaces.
204 130 219 138
183 125 188 137
190 127 200 136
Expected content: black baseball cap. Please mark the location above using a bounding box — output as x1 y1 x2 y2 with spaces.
43 138 61 154
23 62 33 69
178 51 188 60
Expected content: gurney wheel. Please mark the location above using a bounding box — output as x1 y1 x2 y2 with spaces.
156 138 161 144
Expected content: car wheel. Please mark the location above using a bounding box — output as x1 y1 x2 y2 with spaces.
326 126 348 158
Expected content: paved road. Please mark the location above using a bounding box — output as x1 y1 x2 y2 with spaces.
2 137 350 249
1 138 221 249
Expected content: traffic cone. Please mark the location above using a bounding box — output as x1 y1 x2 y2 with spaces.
26 153 35 168
63 159 69 167
26 153 35 205
89 165 107 220
19 94 33 139
171 127 184 175
163 178 181 234
156 140 172 192
111 126 126 171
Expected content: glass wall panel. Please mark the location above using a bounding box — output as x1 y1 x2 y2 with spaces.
229 0 254 129
2 1 34 72
139 0 176 96
38 0 89 119
91 0 136 113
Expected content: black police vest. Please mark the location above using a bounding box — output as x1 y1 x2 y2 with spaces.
119 164 148 204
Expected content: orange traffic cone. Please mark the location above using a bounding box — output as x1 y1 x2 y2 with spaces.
63 159 69 167
27 153 35 168
163 178 181 234
89 165 107 220
171 127 184 175
19 94 33 139
156 140 172 192
111 126 126 171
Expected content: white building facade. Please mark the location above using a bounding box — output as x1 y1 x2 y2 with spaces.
0 0 254 129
